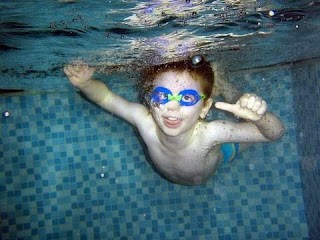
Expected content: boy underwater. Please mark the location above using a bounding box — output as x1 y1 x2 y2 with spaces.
64 56 284 185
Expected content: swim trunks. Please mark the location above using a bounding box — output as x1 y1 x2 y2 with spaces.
221 143 239 164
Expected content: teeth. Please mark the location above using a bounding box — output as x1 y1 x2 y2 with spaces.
166 117 179 120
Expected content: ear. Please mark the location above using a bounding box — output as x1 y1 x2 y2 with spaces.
200 98 213 119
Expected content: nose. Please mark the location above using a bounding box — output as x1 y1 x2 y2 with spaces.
166 100 181 111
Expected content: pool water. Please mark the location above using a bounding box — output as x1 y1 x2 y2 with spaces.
1 1 319 239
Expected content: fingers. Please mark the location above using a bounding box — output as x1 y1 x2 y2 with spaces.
215 102 237 112
257 102 267 115
216 94 268 121
63 65 74 76
65 63 86 73
239 94 267 115
64 63 91 79
63 65 78 79
63 61 95 88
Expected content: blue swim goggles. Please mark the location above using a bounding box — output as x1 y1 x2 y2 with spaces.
151 86 205 106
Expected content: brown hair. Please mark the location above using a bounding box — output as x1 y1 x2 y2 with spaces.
138 56 214 106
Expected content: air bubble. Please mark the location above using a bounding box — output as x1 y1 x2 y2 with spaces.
269 11 275 17
249 164 255 171
192 55 202 65
191 55 205 68
3 111 10 118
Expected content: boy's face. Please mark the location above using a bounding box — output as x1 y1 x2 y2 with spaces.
150 70 212 137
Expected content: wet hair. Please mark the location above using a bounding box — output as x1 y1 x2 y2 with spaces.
139 55 214 106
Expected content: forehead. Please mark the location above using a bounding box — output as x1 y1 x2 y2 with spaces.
154 70 201 91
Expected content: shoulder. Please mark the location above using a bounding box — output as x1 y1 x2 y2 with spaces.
196 120 224 142
198 120 240 144
134 108 158 141
204 119 270 143
128 102 153 126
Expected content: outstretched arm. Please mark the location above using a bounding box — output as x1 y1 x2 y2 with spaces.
63 62 149 126
64 63 109 105
215 94 285 141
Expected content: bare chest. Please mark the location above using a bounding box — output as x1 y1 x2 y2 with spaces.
146 142 222 185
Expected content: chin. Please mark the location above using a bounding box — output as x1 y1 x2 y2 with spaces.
161 127 181 137
157 123 181 136
163 124 194 138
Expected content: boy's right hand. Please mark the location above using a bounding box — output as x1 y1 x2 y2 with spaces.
63 61 95 88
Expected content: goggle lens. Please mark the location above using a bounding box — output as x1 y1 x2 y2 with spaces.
151 87 205 106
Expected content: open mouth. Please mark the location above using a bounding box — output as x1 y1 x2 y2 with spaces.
163 117 182 128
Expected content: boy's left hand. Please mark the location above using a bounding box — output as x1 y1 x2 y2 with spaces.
215 93 267 122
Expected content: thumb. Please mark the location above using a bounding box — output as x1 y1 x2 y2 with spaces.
215 102 238 113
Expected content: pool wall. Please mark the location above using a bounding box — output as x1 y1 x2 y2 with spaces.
292 59 320 240
1 60 318 239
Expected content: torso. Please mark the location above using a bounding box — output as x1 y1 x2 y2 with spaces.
148 142 222 185
137 117 223 185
